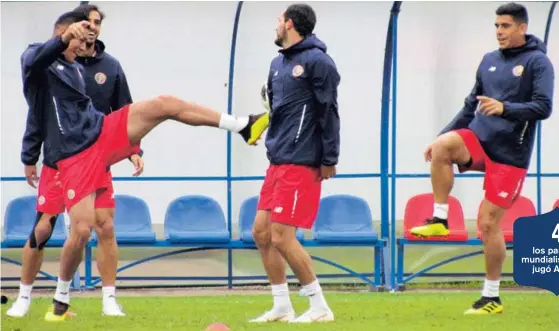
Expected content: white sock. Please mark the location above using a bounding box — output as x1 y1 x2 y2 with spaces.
53 279 71 304
482 279 500 298
271 283 292 311
18 283 33 299
102 286 116 300
218 114 249 133
302 280 329 311
433 203 449 219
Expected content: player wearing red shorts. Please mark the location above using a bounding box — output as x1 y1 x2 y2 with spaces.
249 4 340 323
73 4 142 316
20 11 268 321
6 164 120 318
410 3 554 315
7 5 139 318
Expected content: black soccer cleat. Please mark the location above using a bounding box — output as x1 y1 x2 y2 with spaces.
464 296 504 315
409 217 450 237
239 112 270 145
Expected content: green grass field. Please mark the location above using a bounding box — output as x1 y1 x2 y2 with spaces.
2 292 558 331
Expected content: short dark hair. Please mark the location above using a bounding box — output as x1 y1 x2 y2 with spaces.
73 3 105 22
284 3 316 37
496 2 528 24
54 10 89 27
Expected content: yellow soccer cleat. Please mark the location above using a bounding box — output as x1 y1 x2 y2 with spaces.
240 112 270 145
45 311 68 322
44 302 76 322
409 217 450 237
464 297 504 315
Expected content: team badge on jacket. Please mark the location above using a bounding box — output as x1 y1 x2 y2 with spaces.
292 65 304 77
94 72 107 84
512 65 524 77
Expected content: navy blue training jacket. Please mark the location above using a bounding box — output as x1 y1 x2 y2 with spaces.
265 34 341 168
21 38 138 168
441 34 554 169
76 40 132 115
20 36 104 168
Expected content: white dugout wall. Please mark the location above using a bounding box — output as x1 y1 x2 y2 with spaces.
1 1 558 228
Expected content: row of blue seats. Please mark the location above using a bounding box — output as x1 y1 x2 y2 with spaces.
2 194 381 248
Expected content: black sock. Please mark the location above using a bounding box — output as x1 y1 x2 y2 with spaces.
483 296 501 303
52 299 69 316
432 217 449 229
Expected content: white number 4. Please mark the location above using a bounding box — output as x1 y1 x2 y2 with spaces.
553 224 559 242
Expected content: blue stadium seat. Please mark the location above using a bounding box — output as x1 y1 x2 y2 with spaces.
312 195 378 243
91 195 156 244
238 196 304 243
164 195 230 244
2 195 67 247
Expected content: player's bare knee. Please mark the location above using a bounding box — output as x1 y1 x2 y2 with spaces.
432 133 469 165
479 207 503 235
252 222 272 248
430 136 454 164
252 211 272 247
270 223 295 250
70 223 93 246
94 217 115 241
94 208 115 240
270 232 287 250
253 228 271 248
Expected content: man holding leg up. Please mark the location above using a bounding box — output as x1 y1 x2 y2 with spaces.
19 10 268 321
250 4 340 323
7 4 141 318
410 3 554 315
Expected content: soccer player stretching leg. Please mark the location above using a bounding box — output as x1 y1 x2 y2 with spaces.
8 4 142 318
19 10 268 321
249 4 341 323
410 3 554 315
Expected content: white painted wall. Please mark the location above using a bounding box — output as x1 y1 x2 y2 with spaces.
1 1 557 228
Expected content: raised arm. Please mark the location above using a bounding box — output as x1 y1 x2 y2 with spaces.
21 36 69 76
22 21 90 77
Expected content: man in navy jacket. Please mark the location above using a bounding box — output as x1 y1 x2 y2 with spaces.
410 3 554 315
250 4 340 324
20 9 266 321
8 5 139 318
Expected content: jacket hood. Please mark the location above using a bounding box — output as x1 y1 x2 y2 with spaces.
91 40 106 61
279 34 327 55
501 34 547 56
77 40 107 63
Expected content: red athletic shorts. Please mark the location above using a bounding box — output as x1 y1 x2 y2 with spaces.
257 164 321 229
454 129 527 209
56 105 140 212
37 166 116 214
